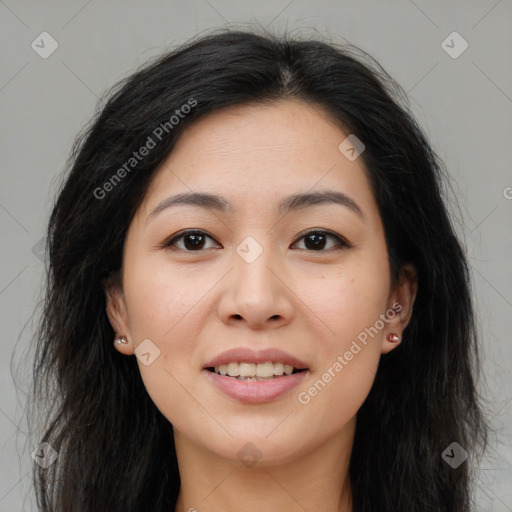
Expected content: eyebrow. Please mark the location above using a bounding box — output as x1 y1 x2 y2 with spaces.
148 190 365 221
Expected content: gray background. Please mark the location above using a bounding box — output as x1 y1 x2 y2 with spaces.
1 0 511 510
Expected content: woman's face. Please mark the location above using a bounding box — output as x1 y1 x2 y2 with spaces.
107 99 416 465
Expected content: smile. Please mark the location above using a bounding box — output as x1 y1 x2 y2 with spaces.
208 361 306 380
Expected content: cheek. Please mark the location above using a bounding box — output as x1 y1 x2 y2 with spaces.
122 258 212 427
299 254 391 355
293 275 387 436
123 255 207 340
291 255 389 419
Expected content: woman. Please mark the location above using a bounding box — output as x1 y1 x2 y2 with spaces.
31 28 488 511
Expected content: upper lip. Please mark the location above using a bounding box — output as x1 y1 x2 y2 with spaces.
203 347 309 369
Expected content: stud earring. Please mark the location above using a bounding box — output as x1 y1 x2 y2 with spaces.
113 335 128 346
386 333 401 344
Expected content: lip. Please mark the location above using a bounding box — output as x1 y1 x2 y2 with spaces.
204 368 309 404
203 347 308 369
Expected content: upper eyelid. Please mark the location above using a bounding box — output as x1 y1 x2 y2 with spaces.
293 230 351 249
164 229 219 245
293 228 348 243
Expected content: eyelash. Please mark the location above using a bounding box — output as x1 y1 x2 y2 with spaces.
162 229 351 252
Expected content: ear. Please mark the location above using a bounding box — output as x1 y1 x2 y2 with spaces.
104 274 134 355
381 263 418 354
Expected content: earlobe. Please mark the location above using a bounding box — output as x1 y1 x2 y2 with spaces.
113 335 129 346
386 333 401 344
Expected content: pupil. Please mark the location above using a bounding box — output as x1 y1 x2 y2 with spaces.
305 233 326 250
185 234 204 250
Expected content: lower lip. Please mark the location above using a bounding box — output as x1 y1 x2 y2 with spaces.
203 369 309 404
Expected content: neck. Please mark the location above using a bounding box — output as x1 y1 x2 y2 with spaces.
173 421 354 512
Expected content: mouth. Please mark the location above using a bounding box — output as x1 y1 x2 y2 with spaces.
202 347 310 403
206 362 308 381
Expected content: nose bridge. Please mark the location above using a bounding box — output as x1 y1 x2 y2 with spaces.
221 234 293 327
234 234 278 300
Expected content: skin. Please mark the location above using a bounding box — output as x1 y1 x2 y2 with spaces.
106 99 418 512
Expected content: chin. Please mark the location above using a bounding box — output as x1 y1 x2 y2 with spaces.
198 422 312 466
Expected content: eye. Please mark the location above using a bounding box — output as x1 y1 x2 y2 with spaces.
162 229 351 252
162 230 220 251
291 230 351 251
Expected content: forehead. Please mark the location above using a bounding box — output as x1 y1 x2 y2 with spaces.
141 99 378 219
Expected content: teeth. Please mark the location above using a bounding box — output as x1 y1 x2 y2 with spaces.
256 362 274 377
239 363 256 377
273 362 284 375
227 362 240 377
213 361 301 377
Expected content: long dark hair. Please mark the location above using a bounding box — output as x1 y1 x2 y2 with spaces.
30 28 488 511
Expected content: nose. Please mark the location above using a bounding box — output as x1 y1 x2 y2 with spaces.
217 244 295 330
